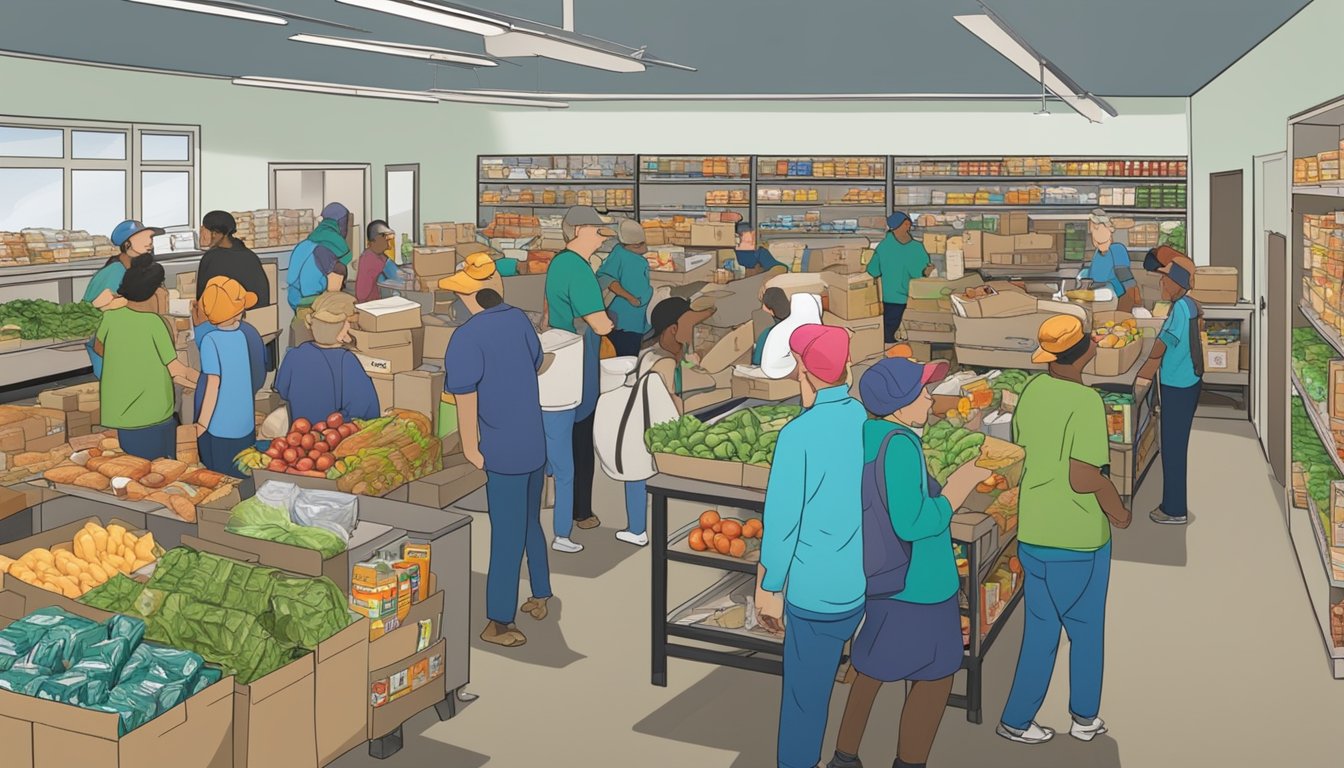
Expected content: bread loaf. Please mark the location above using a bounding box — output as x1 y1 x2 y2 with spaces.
45 464 89 485
94 456 152 481
180 468 226 489
149 459 188 484
72 472 111 491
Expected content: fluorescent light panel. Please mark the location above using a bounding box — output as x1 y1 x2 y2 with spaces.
954 13 1114 123
127 0 286 24
429 89 568 108
484 31 645 73
233 77 439 103
288 34 498 67
335 0 508 36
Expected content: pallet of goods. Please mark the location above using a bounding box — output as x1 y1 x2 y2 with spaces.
229 208 315 249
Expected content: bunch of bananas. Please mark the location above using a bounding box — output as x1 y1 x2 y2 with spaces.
233 447 270 474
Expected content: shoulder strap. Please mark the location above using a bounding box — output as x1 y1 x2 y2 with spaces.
614 362 660 475
876 426 929 513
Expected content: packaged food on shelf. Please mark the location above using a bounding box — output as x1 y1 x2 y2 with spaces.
352 541 434 639
980 545 1023 631
229 208 315 249
1332 600 1344 649
1292 397 1341 515
0 228 117 267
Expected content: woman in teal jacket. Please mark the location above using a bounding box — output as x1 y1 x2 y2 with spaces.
828 356 990 768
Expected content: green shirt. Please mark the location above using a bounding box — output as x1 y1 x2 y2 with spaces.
96 308 177 429
1012 375 1112 551
866 232 931 304
545 249 604 333
864 419 958 604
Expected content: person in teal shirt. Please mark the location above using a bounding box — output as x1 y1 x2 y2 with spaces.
751 287 791 366
867 212 933 344
84 219 162 378
596 219 652 357
1080 209 1139 311
1137 252 1203 525
757 324 866 768
829 356 991 768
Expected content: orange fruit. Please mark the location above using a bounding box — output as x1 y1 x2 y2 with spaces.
721 520 743 539
688 528 708 552
729 538 747 558
713 534 732 555
712 522 722 534
699 510 720 529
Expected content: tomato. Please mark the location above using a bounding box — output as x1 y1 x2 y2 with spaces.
326 413 344 428
293 418 312 434
282 448 299 464
313 441 329 454
286 432 302 447
315 421 328 432
322 429 341 446
296 457 315 472
264 447 281 459
315 454 335 471
267 459 287 472
308 450 322 461
337 424 354 438
270 438 287 452
300 433 316 451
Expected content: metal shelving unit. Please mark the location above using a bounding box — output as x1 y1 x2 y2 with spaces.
475 155 638 228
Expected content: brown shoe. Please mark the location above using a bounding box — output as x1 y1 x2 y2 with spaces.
522 596 550 621
575 515 601 530
480 621 526 647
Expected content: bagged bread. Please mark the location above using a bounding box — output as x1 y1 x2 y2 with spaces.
94 456 151 481
180 468 225 489
149 459 188 484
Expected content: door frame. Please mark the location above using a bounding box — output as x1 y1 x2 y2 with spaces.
384 162 420 240
1252 152 1286 454
266 161 373 216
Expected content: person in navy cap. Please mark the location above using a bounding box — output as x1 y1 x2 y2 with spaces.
82 219 163 378
288 202 353 346
867 212 935 344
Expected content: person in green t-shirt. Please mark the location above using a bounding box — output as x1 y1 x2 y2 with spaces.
95 261 199 461
998 314 1130 747
866 212 934 344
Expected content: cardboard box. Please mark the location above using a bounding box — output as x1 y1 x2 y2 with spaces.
1085 312 1144 377
246 305 280 340
406 464 486 510
37 389 79 411
823 311 883 361
762 271 827 300
954 307 1087 369
649 261 715 287
412 247 456 278
262 263 278 305
690 222 736 248
394 370 445 430
0 515 151 608
368 639 446 739
1332 482 1344 549
355 297 423 333
951 285 1038 319
999 211 1030 236
1192 266 1238 293
730 368 801 401
697 322 756 373
807 245 864 274
962 231 1016 267
1204 342 1240 373
351 329 417 375
370 373 395 416
195 506 353 592
421 316 455 364
0 484 32 522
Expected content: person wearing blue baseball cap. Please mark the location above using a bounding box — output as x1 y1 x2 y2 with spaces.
81 220 163 378
287 202 353 346
867 212 935 345
829 356 989 768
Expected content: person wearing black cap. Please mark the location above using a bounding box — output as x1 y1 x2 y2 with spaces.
1136 250 1203 526
867 212 935 344
647 296 716 408
196 210 271 309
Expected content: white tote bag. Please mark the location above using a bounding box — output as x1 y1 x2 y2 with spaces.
594 354 679 482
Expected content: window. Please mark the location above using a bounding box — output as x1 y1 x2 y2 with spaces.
0 117 197 237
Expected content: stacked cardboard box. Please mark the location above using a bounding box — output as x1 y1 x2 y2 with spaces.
37 383 100 436
355 297 424 407
481 213 542 239
422 222 476 247
230 209 316 248
0 229 116 267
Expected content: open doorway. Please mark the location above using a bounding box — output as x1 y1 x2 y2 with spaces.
268 163 372 255
385 164 419 260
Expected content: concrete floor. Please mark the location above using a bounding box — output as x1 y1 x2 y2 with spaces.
331 418 1344 768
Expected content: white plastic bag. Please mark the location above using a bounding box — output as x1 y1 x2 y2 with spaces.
256 480 300 512
291 488 359 542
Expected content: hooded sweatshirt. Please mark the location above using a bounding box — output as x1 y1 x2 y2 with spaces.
758 292 823 380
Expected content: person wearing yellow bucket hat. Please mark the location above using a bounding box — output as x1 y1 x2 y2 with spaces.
440 251 552 648
192 276 261 477
998 314 1130 746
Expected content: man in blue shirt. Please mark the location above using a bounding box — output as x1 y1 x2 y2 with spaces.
275 292 380 425
735 223 788 276
596 219 653 357
287 203 352 346
1136 250 1202 525
1080 209 1140 311
442 256 552 649
757 324 866 768
867 211 934 344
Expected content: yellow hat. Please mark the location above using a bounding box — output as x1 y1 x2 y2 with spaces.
200 275 257 325
1031 314 1086 364
438 252 499 294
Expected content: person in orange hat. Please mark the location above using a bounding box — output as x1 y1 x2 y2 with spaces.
193 276 260 477
998 314 1130 747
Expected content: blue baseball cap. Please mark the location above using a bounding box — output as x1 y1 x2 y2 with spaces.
887 211 911 230
110 220 165 248
859 357 950 417
320 202 350 221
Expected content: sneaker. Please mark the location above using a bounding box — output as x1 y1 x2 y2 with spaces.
1149 508 1188 525
575 515 601 530
996 721 1055 744
1070 716 1108 742
480 621 526 647
826 751 863 768
552 537 584 553
616 530 649 547
521 596 550 621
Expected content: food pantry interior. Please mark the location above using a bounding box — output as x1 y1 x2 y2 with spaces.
1 1 1344 766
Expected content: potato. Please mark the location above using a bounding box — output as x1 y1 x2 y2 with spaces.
106 524 128 542
0 555 13 572
90 527 109 554
59 560 82 578
86 562 109 583
135 533 156 561
75 532 97 563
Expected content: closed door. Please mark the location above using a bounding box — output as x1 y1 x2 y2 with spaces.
1268 231 1287 487
270 165 371 254
1253 152 1286 454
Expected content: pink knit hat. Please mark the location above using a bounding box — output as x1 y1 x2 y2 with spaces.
789 324 850 384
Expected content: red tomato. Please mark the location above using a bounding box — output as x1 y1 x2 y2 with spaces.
300 433 317 451
286 432 302 447
293 418 312 434
296 457 315 472
313 442 329 454
337 424 354 438
307 450 322 461
315 421 328 432
326 413 344 428
282 448 299 464
322 429 340 446
264 447 281 459
315 454 335 471
270 438 287 452
267 459 287 472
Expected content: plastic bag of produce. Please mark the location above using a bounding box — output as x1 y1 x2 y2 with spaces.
84 677 110 706
0 620 49 667
264 574 353 649
118 645 154 685
80 574 146 615
46 613 108 667
0 663 48 694
256 480 300 512
108 615 146 647
146 645 203 682
291 488 358 542
104 685 157 732
71 637 134 684
226 497 346 558
36 671 91 704
192 666 223 694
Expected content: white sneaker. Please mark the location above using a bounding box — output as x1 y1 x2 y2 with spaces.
551 537 583 553
996 721 1055 744
616 530 649 547
1070 717 1107 742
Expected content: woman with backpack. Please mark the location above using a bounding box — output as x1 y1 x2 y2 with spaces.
827 357 990 768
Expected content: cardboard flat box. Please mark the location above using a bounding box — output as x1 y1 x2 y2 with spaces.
823 311 883 361
690 222 736 248
649 261 715 287
962 231 1016 267
0 515 149 608
1085 311 1144 377
951 286 1038 319
394 370 445 429
412 247 456 277
697 321 756 374
1192 266 1238 293
654 452 747 486
1190 289 1239 305
730 368 801 401
421 316 455 364
406 464 487 510
249 468 410 502
353 348 416 377
368 639 447 740
37 389 79 411
355 297 423 333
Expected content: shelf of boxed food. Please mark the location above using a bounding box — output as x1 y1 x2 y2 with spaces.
477 184 635 208
892 183 1185 209
972 540 1023 641
667 571 784 652
1291 370 1344 480
1292 144 1344 187
639 156 752 180
1286 506 1344 675
891 157 1187 180
756 186 886 206
667 511 762 574
1304 489 1344 587
756 156 887 181
1294 185 1344 198
479 154 636 181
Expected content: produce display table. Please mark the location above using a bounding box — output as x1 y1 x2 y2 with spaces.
648 472 1021 724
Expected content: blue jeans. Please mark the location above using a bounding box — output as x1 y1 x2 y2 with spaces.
778 603 863 768
198 432 257 479
86 339 103 379
623 479 647 535
118 418 178 462
541 408 577 538
1001 541 1112 730
1159 382 1201 518
484 468 551 625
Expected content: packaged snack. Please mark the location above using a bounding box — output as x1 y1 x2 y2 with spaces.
402 543 431 601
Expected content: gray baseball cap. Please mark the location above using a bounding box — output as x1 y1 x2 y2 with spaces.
563 206 615 236
617 219 645 246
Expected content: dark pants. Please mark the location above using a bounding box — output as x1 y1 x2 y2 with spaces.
779 603 864 768
1159 382 1201 518
608 329 644 358
882 302 907 344
198 432 258 479
118 417 178 461
572 412 597 523
485 468 551 625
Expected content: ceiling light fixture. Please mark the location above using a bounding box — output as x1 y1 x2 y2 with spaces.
334 0 509 36
125 0 369 30
288 34 499 67
232 76 439 103
955 3 1115 123
428 89 569 108
484 31 646 73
